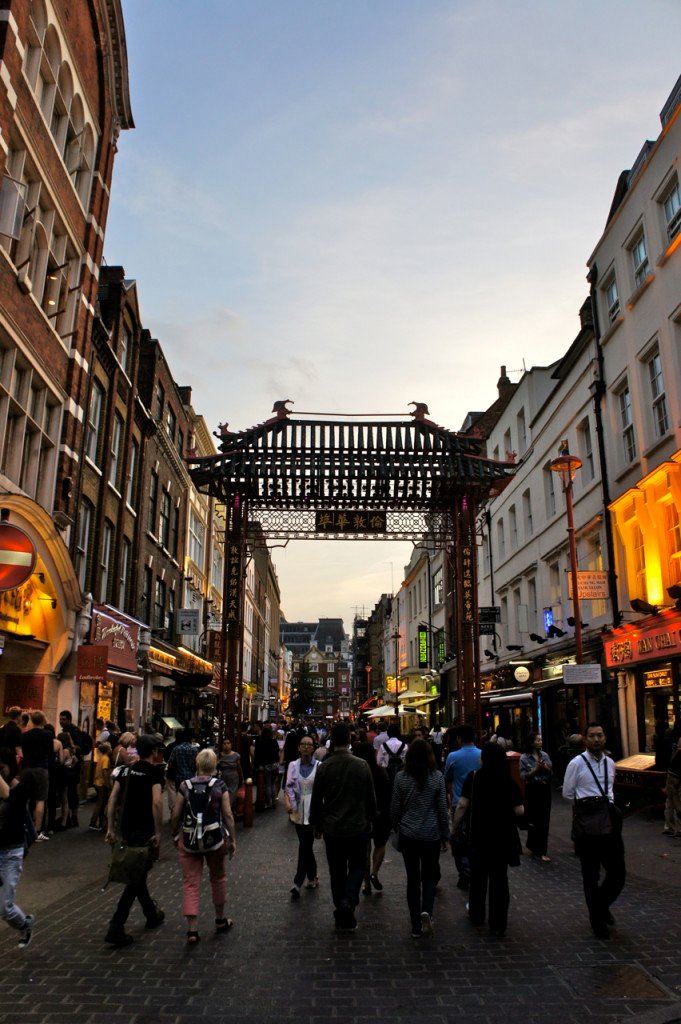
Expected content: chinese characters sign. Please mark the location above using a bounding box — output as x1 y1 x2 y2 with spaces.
461 545 474 624
604 617 681 668
226 540 242 623
315 510 387 534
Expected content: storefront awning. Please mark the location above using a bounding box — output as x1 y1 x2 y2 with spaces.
161 716 184 731
108 668 144 688
488 689 532 705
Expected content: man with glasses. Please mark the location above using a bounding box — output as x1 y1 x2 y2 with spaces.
284 736 320 898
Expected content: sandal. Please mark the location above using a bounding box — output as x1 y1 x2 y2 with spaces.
215 918 234 934
186 931 200 945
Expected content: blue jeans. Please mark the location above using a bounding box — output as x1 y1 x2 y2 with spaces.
0 846 27 931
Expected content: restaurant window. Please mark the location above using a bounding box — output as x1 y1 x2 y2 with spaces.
641 665 675 754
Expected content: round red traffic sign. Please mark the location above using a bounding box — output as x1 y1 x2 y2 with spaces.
0 524 37 591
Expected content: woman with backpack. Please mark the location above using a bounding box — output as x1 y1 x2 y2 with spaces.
171 747 236 945
391 738 449 938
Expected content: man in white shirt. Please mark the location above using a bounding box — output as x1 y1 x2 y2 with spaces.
562 722 625 940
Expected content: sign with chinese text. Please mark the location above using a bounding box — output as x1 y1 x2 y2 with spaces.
315 510 387 534
461 544 474 623
226 539 242 624
418 626 428 667
3 674 45 713
568 571 609 600
76 645 108 685
479 606 501 623
478 623 497 635
604 615 681 668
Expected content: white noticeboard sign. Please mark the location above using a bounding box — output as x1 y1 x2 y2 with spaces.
179 608 200 635
562 663 602 686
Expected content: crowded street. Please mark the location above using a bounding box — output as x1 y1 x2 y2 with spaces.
1 789 680 1024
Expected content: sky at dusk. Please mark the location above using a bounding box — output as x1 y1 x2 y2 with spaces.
105 1 681 631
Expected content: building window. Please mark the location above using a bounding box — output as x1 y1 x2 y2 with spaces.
549 561 561 608
109 412 123 489
578 418 595 482
188 507 205 567
75 499 92 590
666 504 681 585
154 382 164 421
171 503 180 558
503 428 512 460
497 518 505 559
662 176 681 243
647 350 669 438
509 505 518 549
522 489 533 538
119 537 131 609
633 525 647 601
516 409 527 453
544 468 557 517
100 520 113 603
527 578 537 631
165 587 175 639
148 470 159 535
630 231 649 288
432 566 444 605
603 272 620 324
178 429 184 456
618 385 636 463
154 577 166 630
126 438 138 507
159 489 171 549
119 323 130 374
166 405 176 442
142 565 152 620
85 380 104 464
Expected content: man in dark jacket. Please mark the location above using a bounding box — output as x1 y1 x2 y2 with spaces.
309 721 376 931
104 734 164 946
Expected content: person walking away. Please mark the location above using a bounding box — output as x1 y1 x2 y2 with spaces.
104 735 165 946
452 742 524 938
89 742 112 830
443 725 481 889
352 742 391 894
377 722 407 779
57 731 81 828
217 738 244 810
0 746 35 948
309 722 377 931
391 738 449 938
562 721 625 940
284 735 320 898
171 748 236 944
519 732 553 861
252 724 280 809
165 728 197 812
0 707 23 754
20 711 53 840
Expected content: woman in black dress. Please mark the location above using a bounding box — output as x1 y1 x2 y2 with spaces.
519 731 553 861
452 742 524 937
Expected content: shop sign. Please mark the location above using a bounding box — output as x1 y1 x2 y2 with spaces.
568 571 609 600
3 674 44 713
418 626 428 667
179 608 199 635
604 617 681 668
0 524 36 592
91 608 139 672
315 510 387 534
644 668 672 689
514 665 531 683
76 645 108 685
562 663 602 686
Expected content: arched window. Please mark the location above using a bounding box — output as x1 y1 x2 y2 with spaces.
51 61 73 154
38 27 61 124
74 123 95 209
23 0 47 89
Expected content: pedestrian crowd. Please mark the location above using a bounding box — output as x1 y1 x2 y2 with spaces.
2 705 681 952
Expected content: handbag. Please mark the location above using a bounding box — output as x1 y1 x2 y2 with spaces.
108 841 154 884
571 756 622 841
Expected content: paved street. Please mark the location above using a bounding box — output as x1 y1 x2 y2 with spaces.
1 792 680 1024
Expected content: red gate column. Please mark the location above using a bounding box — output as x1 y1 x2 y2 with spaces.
219 492 245 747
452 494 479 730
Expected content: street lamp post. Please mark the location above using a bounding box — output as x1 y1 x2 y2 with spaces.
365 663 372 698
391 628 401 717
550 440 586 731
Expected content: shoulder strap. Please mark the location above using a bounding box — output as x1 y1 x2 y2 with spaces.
398 742 406 755
580 754 607 797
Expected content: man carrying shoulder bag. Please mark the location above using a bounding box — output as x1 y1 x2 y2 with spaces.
562 722 625 940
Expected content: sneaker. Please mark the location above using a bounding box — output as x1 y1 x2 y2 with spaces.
411 928 423 938
420 912 434 937
305 877 319 889
290 886 301 900
144 912 165 930
36 832 50 842
104 929 134 947
662 828 674 836
370 873 383 892
89 824 104 832
18 915 34 949
334 904 357 931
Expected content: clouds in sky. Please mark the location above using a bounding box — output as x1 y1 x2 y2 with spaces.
107 0 681 627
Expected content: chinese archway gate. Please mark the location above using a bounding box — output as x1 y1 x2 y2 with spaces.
187 403 513 744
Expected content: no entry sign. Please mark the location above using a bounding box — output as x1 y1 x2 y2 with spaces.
0 524 36 591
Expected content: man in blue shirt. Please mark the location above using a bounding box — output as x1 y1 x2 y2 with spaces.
444 725 481 889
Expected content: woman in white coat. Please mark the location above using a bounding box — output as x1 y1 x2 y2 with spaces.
284 736 320 898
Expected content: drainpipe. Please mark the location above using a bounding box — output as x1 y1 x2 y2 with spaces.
485 509 496 651
587 265 621 629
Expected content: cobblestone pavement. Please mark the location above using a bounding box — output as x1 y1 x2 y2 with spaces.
1 792 680 1024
